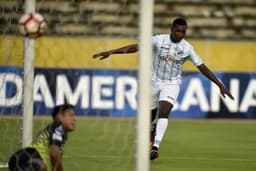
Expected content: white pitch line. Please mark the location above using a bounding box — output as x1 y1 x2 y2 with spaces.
0 163 8 168
64 155 256 162
165 156 256 162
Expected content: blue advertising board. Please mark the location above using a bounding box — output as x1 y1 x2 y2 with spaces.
172 72 256 118
0 66 255 118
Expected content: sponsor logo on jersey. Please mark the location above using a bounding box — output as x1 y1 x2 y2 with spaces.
167 57 173 63
160 46 169 50
52 126 63 141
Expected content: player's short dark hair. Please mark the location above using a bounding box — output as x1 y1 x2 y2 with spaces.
172 18 187 28
52 104 75 119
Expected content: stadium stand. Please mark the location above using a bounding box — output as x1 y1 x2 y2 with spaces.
0 0 255 39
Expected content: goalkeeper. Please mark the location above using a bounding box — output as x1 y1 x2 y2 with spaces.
8 104 76 171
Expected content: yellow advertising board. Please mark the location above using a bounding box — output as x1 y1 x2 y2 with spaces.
1 37 255 71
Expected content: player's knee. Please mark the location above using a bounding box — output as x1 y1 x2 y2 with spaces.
158 112 169 118
158 101 173 118
158 107 170 118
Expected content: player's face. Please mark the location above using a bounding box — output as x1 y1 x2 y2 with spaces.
62 109 76 132
170 24 187 42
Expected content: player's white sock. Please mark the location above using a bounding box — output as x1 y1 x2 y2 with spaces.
153 118 168 148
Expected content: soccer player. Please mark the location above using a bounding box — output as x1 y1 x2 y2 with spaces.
8 104 76 171
92 18 234 160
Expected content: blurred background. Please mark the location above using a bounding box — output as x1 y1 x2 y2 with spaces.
1 0 255 118
0 0 256 171
1 0 255 39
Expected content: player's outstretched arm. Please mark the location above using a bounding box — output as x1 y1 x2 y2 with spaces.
49 145 63 171
92 44 138 60
197 64 234 100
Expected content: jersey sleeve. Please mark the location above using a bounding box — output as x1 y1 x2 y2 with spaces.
50 122 65 147
188 45 203 66
152 35 159 45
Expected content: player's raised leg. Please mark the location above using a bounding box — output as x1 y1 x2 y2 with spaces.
151 101 173 160
151 84 180 160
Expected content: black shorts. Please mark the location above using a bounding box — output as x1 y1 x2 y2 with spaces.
8 147 43 171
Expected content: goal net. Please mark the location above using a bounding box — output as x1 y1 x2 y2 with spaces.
0 0 24 167
1 0 256 170
0 0 152 170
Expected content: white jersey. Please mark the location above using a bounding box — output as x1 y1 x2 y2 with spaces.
152 34 203 84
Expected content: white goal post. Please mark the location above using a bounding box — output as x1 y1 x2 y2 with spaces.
22 0 36 147
1 0 154 170
0 0 35 169
0 0 36 168
136 0 154 171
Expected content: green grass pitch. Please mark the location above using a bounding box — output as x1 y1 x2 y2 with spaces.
0 118 256 171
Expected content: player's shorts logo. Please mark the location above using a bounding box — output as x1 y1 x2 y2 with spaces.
167 96 174 100
177 50 183 54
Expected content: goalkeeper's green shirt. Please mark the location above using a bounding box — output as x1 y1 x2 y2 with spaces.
29 121 67 171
